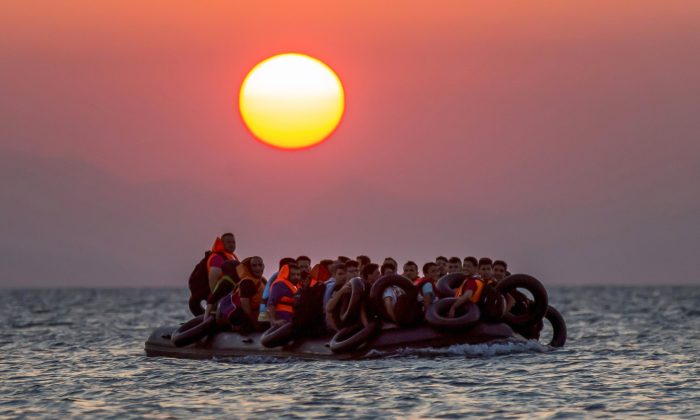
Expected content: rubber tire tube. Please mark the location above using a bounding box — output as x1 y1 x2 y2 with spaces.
425 297 481 331
330 320 381 353
495 274 549 327
369 274 419 322
435 273 466 298
260 322 295 348
544 305 567 348
327 287 353 330
171 315 216 347
340 277 366 325
480 293 507 321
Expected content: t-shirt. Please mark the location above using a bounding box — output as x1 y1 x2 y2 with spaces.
461 278 480 296
421 282 436 302
323 278 336 309
208 254 226 270
382 286 405 306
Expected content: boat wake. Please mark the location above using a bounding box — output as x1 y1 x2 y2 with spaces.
365 339 551 359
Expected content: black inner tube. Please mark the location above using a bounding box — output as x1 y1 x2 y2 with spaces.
543 305 567 348
260 322 295 348
330 320 380 353
369 275 419 324
435 273 466 298
495 274 549 327
425 297 481 330
340 277 365 325
171 314 216 347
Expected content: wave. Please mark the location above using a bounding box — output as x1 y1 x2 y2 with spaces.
365 339 551 358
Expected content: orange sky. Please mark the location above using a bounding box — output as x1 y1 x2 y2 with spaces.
1 1 699 286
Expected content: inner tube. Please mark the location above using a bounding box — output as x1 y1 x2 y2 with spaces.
544 305 567 348
435 273 466 298
329 320 380 353
171 314 216 347
340 277 365 325
326 287 352 331
495 274 548 327
425 297 481 330
369 275 419 324
260 322 295 348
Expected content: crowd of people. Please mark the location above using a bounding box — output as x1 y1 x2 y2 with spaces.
187 233 515 336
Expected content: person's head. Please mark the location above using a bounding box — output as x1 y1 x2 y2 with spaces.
423 262 440 280
337 256 351 263
356 255 371 270
345 260 360 278
493 260 508 281
436 256 448 275
463 256 478 276
361 263 380 283
221 232 236 253
447 257 462 273
383 257 397 270
296 256 312 274
380 262 395 276
402 261 418 280
478 257 493 280
278 257 296 271
287 263 302 284
334 262 348 285
249 256 264 278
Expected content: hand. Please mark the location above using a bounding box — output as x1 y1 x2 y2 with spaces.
447 307 456 318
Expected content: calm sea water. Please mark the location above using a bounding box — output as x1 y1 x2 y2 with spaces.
1 286 698 418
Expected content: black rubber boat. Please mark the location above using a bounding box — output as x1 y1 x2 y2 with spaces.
144 322 520 361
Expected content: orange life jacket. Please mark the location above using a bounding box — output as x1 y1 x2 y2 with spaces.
413 277 435 291
231 257 265 319
455 278 485 304
271 265 298 316
309 264 331 284
206 237 239 272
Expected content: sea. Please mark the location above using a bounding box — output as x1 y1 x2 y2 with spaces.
1 286 698 418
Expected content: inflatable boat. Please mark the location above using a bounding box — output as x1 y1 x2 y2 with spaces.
144 322 520 360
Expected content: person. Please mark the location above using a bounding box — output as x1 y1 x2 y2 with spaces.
258 257 296 323
435 256 448 277
203 233 240 317
267 263 301 326
380 262 395 276
323 262 349 309
383 257 398 271
493 260 508 282
447 257 462 274
293 263 329 335
216 256 266 333
345 260 360 279
447 272 485 318
462 256 478 277
356 255 371 273
382 282 405 324
296 255 312 278
478 257 496 285
414 262 440 312
188 233 240 316
359 263 381 325
337 256 351 263
401 261 419 281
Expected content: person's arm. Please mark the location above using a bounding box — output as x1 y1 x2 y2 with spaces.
448 291 473 318
422 283 434 311
384 297 397 323
208 266 222 293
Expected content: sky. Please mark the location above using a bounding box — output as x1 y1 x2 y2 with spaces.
1 1 699 287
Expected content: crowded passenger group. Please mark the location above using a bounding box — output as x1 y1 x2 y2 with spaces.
187 233 516 336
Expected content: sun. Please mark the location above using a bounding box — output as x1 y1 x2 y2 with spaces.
239 53 345 150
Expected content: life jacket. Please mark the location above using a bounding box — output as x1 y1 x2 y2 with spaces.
271 265 298 317
205 237 239 273
413 277 435 291
455 278 485 304
309 264 331 284
228 257 265 319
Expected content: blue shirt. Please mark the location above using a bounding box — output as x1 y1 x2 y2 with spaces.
323 278 337 309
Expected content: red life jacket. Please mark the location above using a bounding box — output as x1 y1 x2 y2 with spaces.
271 265 298 316
205 237 239 273
456 278 485 303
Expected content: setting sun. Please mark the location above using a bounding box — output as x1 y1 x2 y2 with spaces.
239 53 345 150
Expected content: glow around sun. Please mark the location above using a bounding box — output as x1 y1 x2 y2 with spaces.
239 53 345 150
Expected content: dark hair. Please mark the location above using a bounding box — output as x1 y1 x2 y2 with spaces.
493 260 508 270
287 262 300 271
320 259 334 269
383 257 397 269
279 257 296 270
463 256 478 266
478 257 493 268
357 255 371 266
448 256 461 265
403 260 418 269
345 260 359 269
296 255 311 264
380 262 395 275
334 262 347 273
422 262 437 276
221 232 234 239
337 256 351 263
436 256 448 263
361 263 379 279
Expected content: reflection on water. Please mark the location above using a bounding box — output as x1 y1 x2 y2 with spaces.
1 286 699 417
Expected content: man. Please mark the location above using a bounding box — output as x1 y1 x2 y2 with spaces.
356 255 371 273
323 262 349 309
294 262 329 335
267 263 302 326
447 257 462 274
383 257 398 271
478 257 496 285
258 257 296 323
380 262 395 276
414 262 440 311
215 256 266 332
447 257 495 318
359 263 381 325
435 256 448 277
345 260 360 279
203 233 240 317
462 256 478 277
296 255 312 279
402 261 419 281
493 260 508 282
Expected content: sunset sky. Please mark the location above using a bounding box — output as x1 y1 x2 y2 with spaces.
1 1 699 287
